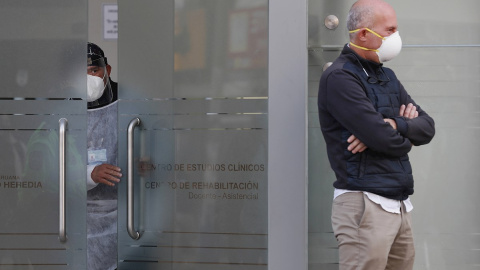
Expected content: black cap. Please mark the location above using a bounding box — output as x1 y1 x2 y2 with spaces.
87 42 108 67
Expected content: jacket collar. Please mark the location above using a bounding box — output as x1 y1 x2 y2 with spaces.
342 44 383 74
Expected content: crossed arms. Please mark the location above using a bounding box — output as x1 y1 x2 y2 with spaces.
348 103 418 154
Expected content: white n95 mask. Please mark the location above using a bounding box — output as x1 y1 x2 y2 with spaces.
87 74 105 102
376 31 402 63
349 28 402 63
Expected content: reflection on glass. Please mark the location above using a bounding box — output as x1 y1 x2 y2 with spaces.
173 0 268 98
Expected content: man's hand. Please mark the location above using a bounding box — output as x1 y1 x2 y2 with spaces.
347 134 368 154
384 103 419 129
91 164 122 186
400 103 418 119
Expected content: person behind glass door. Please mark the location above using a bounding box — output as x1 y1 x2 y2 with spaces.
317 0 435 269
86 42 121 270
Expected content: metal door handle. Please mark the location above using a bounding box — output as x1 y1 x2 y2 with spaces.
127 118 141 240
58 118 67 242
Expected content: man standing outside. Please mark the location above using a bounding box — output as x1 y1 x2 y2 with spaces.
318 0 435 269
86 42 121 270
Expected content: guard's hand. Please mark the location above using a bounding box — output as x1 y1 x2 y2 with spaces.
91 164 122 186
399 103 418 119
347 134 368 154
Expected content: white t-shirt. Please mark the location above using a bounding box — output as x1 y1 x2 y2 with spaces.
334 188 413 214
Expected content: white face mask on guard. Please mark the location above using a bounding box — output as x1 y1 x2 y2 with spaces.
87 74 106 102
349 28 402 63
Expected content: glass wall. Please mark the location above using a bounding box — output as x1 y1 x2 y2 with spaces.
308 0 480 269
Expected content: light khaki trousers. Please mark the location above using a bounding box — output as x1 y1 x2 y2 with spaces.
331 192 415 270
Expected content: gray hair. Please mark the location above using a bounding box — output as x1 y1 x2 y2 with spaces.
346 3 375 39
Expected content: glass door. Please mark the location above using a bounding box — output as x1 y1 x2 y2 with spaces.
117 0 268 269
0 1 87 269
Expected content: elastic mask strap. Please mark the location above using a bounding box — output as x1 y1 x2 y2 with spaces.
348 28 385 53
349 27 385 39
349 42 378 52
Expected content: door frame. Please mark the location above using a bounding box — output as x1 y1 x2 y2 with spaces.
268 1 308 270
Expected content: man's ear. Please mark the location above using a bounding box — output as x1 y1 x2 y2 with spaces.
357 29 369 41
106 64 112 77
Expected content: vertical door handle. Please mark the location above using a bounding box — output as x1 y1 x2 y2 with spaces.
127 118 141 240
58 118 67 242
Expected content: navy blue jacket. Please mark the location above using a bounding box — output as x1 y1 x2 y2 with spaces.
318 45 435 200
